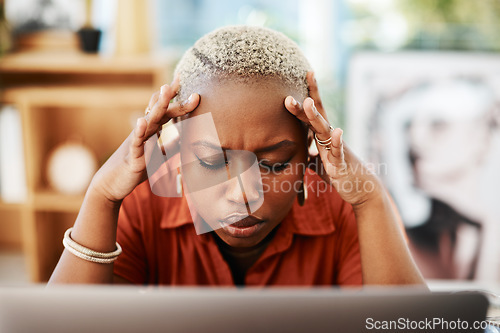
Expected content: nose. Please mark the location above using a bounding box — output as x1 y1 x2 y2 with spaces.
224 157 262 206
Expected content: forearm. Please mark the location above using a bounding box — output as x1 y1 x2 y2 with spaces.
47 80 195 285
353 182 426 286
48 183 121 285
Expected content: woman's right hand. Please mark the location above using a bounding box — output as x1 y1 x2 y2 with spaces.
91 77 200 204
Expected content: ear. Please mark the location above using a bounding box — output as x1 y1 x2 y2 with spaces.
307 128 317 156
307 128 314 147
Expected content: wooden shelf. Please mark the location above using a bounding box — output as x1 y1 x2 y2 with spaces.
0 202 26 251
0 201 25 210
0 51 170 90
33 190 84 213
0 50 171 281
0 51 168 75
1 85 154 108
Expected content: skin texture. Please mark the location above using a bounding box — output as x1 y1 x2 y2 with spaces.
180 78 308 248
49 76 201 284
49 72 427 287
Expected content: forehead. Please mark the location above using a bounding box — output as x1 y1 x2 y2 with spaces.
184 78 306 151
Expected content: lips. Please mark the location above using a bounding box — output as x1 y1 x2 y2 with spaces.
219 214 265 238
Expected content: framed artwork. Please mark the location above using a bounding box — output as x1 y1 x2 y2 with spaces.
347 52 500 281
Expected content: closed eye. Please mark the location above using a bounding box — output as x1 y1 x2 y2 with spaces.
196 154 292 173
259 158 291 173
196 154 226 170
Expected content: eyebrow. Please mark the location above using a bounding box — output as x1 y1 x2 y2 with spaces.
191 139 297 153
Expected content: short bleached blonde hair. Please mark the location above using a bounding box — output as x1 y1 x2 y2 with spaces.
174 25 312 100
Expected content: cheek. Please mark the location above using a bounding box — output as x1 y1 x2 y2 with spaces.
180 151 226 216
261 163 305 204
257 171 302 227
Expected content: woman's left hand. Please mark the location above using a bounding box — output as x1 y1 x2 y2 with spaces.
284 72 382 206
286 73 427 286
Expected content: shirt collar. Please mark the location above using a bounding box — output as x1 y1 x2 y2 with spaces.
159 195 193 229
284 174 337 236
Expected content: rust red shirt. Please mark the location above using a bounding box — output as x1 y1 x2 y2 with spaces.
114 170 362 286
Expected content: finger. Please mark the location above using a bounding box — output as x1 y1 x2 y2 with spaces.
146 75 179 113
147 91 160 111
165 93 200 118
144 82 183 136
325 128 344 164
284 95 310 124
308 128 347 182
306 71 326 119
130 117 147 160
156 92 200 157
171 73 180 94
303 97 332 142
144 93 200 139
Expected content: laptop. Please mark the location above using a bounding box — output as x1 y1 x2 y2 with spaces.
0 286 489 333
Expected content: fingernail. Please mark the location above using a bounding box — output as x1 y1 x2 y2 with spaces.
312 100 319 115
291 97 297 106
160 85 167 96
135 118 143 135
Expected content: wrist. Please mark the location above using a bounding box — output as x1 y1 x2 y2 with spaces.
88 178 123 210
350 176 386 212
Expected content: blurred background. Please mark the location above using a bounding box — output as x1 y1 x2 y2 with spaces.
0 0 499 285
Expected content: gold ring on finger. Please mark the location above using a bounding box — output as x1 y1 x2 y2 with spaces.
314 125 334 150
314 133 332 150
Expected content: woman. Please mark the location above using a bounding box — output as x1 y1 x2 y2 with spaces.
49 26 425 286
